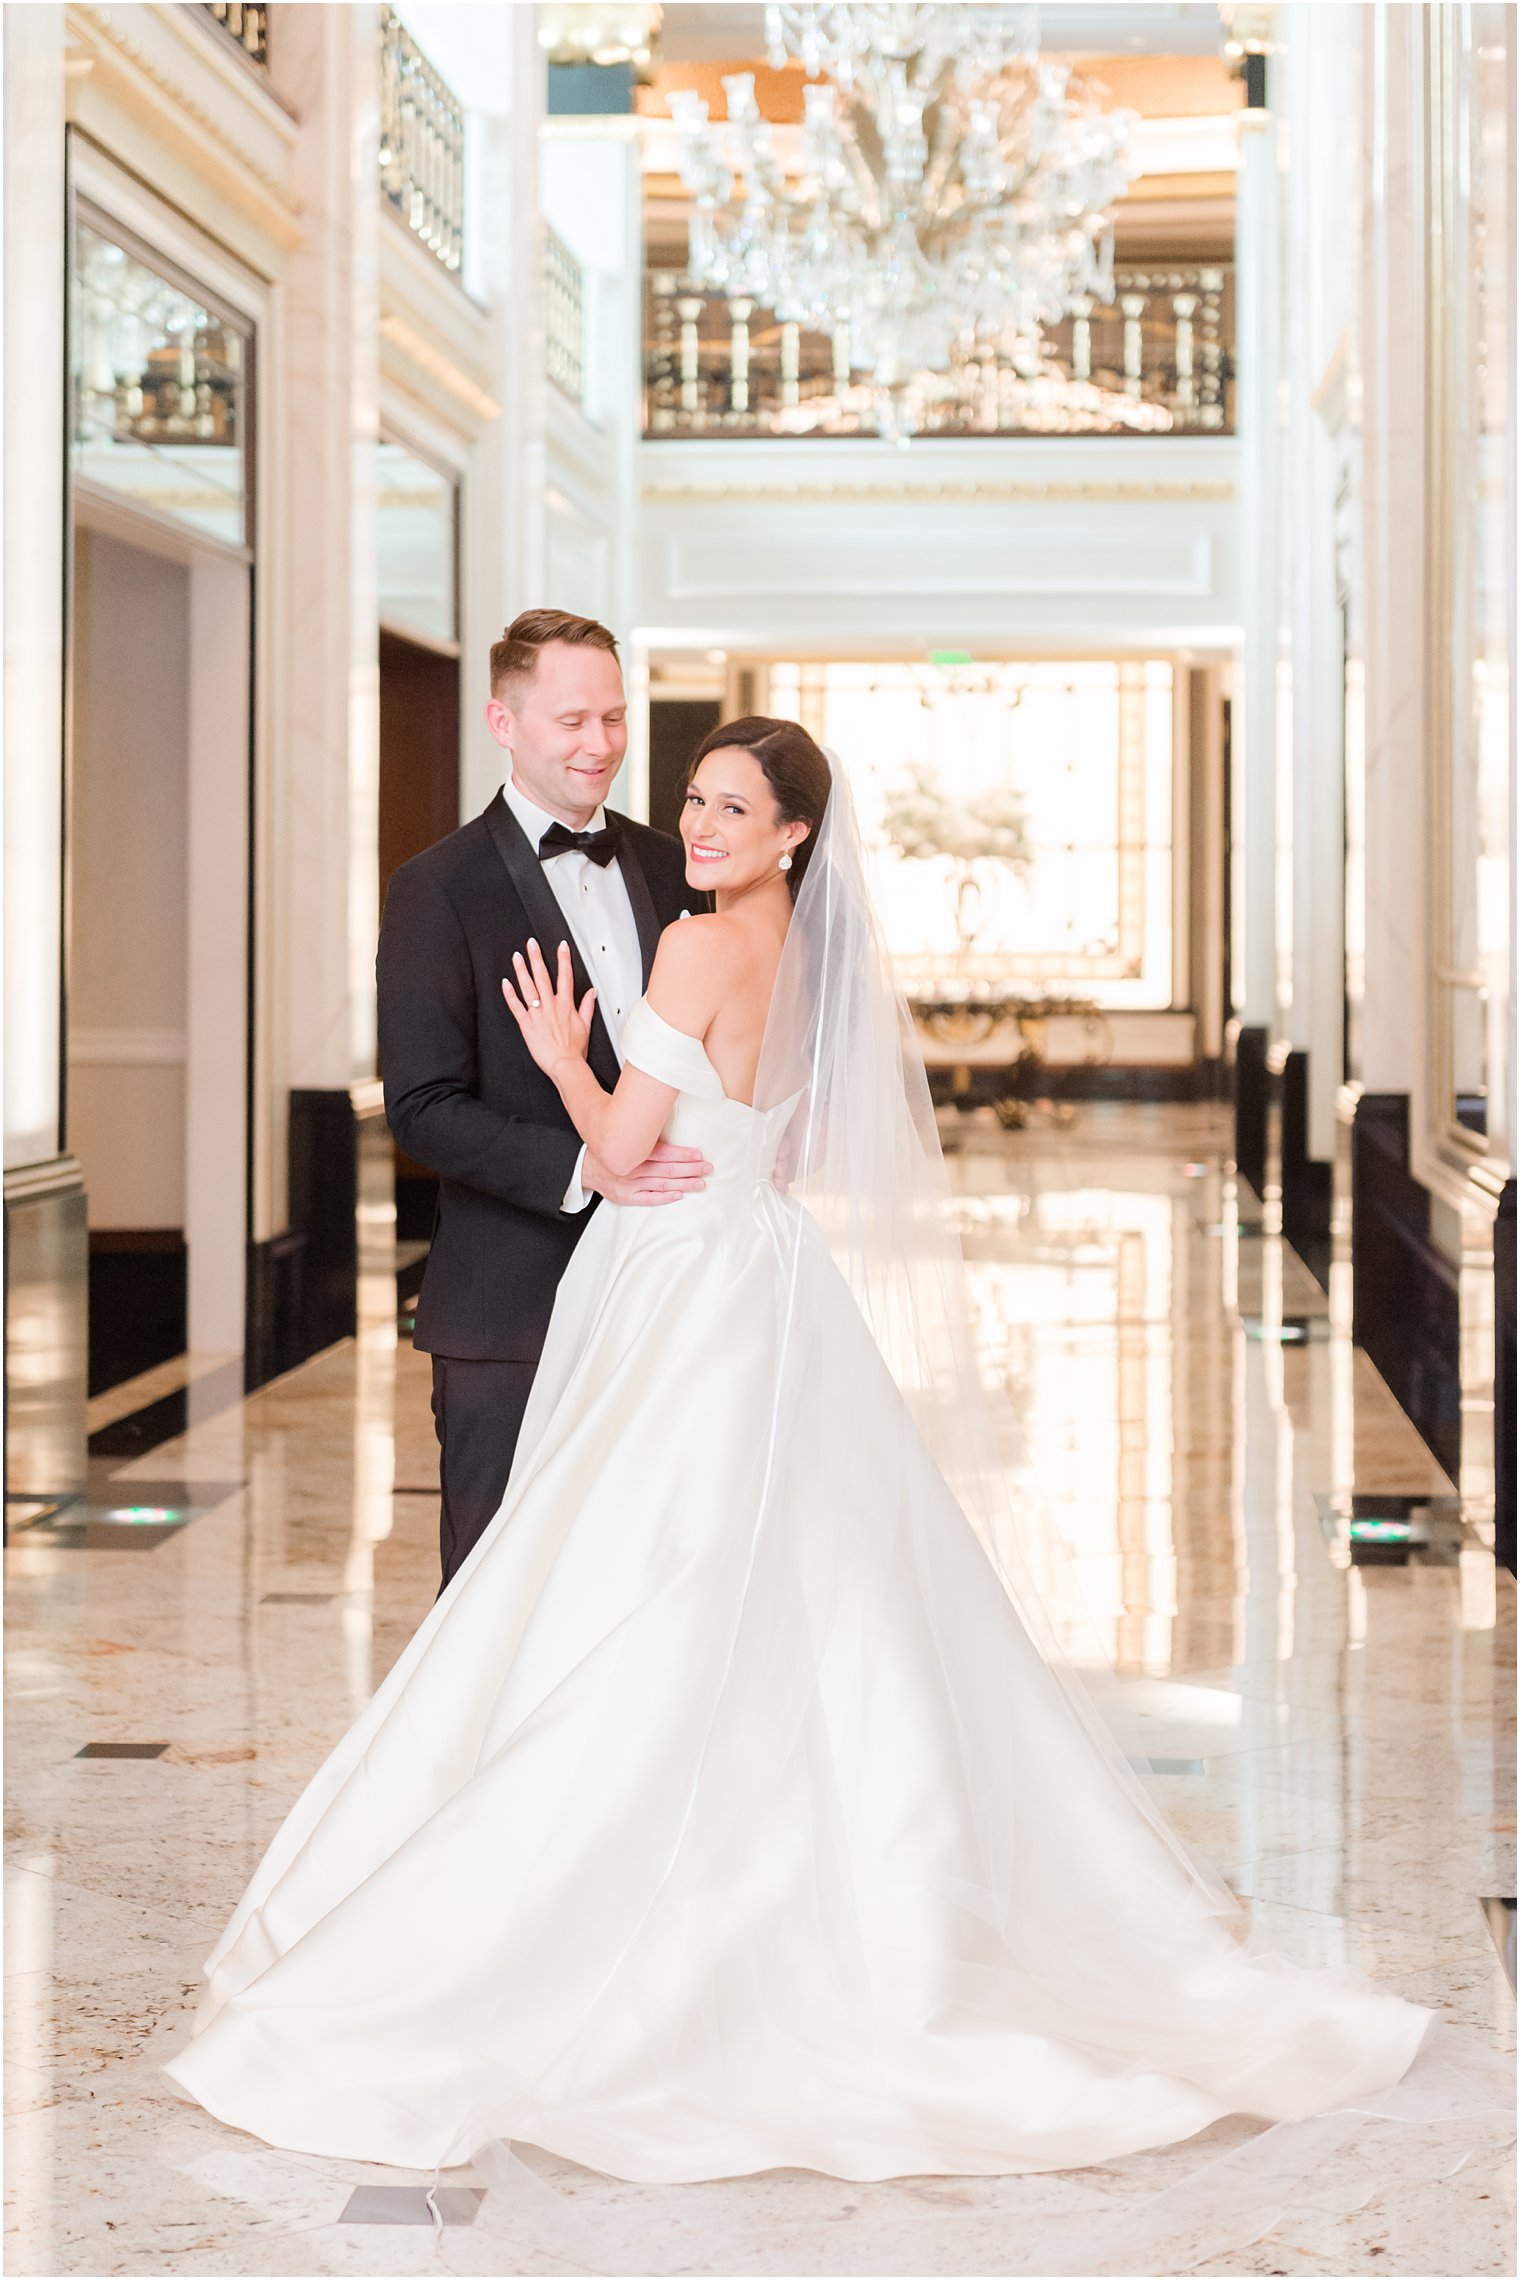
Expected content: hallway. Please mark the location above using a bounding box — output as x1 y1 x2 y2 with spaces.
6 1105 1513 2277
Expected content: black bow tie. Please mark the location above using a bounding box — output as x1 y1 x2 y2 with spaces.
538 818 622 868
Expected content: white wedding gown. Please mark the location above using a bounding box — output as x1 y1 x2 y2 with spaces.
165 998 1435 2190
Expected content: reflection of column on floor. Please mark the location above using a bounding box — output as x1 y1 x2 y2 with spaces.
344 1110 399 1700
1228 1273 1247 1672
1236 1224 1289 1750
1114 1221 1146 1675
1214 1167 1254 1673
1267 1239 1300 1672
185 1359 245 1437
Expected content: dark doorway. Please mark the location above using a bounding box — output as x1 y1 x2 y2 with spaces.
648 698 721 838
380 627 460 904
379 627 461 1241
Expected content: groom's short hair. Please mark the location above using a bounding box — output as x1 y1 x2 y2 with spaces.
490 609 620 700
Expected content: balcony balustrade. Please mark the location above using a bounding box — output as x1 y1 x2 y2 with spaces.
644 265 1234 439
545 227 585 408
202 2 268 66
379 4 464 276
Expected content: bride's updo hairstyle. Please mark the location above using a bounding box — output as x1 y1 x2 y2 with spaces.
688 715 832 902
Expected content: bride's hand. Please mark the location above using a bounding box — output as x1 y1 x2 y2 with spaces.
501 939 595 1080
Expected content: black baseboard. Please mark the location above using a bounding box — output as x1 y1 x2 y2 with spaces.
928 1062 1229 1110
1350 1094 1463 1483
244 1230 308 1393
288 1090 362 1357
1281 1049 1333 1290
87 1234 186 1397
258 1088 395 1377
1495 1179 1515 1577
1233 1026 1269 1196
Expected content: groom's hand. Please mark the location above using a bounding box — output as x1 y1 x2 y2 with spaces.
583 1142 711 1207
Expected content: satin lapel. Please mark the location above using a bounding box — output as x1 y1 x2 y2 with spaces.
611 822 665 988
482 792 620 1090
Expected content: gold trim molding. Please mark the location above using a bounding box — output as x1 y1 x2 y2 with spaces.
643 479 1236 506
379 313 502 429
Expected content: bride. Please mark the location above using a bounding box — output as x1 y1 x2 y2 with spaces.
164 717 1481 2251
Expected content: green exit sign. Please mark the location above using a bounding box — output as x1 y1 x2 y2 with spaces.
930 649 972 666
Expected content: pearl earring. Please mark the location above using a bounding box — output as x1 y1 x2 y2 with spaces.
778 851 793 872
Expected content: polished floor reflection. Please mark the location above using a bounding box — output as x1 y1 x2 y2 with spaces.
5 1105 1513 2276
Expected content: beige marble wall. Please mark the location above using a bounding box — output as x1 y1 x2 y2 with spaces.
67 527 190 1232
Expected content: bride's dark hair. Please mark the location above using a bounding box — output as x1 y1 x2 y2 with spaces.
687 716 832 902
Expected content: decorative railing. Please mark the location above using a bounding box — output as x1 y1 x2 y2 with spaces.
644 265 1234 439
545 227 585 407
379 4 464 276
202 1 268 65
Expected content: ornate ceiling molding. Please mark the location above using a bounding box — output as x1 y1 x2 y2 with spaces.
66 5 302 268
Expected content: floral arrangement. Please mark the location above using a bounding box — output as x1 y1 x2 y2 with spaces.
880 763 1031 869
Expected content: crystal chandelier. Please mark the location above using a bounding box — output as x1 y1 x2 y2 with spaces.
668 4 1140 437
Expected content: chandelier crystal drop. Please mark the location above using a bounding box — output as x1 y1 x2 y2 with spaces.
667 4 1141 436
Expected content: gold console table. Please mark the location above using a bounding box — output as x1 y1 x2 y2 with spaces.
910 993 1113 1129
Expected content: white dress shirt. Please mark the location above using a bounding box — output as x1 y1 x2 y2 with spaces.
500 775 645 1213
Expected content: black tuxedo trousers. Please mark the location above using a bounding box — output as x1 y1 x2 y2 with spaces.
377 792 694 1585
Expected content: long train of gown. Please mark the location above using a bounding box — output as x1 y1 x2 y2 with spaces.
164 1001 1436 2189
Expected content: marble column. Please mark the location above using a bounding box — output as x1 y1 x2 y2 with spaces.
252 3 384 1377
1286 5 1362 1167
460 6 547 821
1356 3 1429 1110
1231 84 1284 1207
1232 101 1281 1040
264 1 382 1120
540 116 644 629
4 3 67 1174
3 5 86 1498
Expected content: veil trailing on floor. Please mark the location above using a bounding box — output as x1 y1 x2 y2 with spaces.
429 758 1510 2271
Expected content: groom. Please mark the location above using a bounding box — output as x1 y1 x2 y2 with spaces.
377 609 708 1588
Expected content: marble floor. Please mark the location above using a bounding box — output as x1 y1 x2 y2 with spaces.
5 1104 1514 2277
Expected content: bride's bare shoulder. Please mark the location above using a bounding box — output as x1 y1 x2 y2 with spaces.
647 913 743 1026
654 911 749 970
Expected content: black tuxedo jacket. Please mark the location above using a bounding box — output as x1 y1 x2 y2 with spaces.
377 791 693 1361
